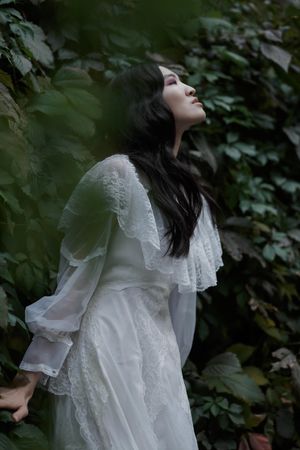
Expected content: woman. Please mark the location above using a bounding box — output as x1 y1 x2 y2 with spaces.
0 62 223 449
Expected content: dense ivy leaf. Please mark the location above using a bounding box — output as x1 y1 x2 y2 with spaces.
262 29 282 43
63 87 102 119
221 50 249 67
244 412 267 428
226 343 256 364
221 230 264 264
263 244 276 261
0 8 21 25
224 146 241 160
0 434 19 450
27 90 69 115
243 366 269 386
0 353 19 371
11 423 49 450
254 313 288 342
202 352 241 377
214 98 232 111
220 230 243 261
0 169 14 184
205 372 265 403
199 17 234 30
0 410 14 423
50 136 91 161
235 143 257 156
9 50 32 75
57 48 78 60
260 42 292 72
9 22 53 66
273 245 289 261
64 108 95 138
52 66 92 88
287 229 300 242
283 125 300 145
29 0 47 4
0 69 13 89
80 57 105 72
0 285 8 330
251 203 277 215
0 191 23 214
226 132 239 144
15 262 35 292
253 112 275 130
281 180 300 193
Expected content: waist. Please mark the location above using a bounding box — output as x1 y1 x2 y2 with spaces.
95 280 174 296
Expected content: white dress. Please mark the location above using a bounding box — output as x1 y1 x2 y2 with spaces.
19 153 223 450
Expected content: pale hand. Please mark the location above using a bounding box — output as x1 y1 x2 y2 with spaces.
0 371 42 423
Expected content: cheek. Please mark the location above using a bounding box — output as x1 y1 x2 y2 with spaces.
164 93 185 115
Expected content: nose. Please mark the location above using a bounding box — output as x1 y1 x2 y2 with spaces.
186 84 196 96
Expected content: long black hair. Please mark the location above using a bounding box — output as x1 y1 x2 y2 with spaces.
101 61 219 258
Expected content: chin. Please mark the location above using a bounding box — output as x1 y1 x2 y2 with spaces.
197 111 206 123
191 112 206 126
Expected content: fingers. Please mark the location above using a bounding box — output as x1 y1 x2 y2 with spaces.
0 395 13 409
11 405 28 423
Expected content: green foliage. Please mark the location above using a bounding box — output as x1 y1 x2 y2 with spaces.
0 0 300 448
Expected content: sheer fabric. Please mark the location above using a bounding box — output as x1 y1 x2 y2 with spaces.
19 153 223 449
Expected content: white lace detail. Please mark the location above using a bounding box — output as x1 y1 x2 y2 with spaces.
59 153 223 294
47 285 197 449
47 313 112 449
140 194 223 293
132 286 184 423
101 170 160 248
68 328 112 450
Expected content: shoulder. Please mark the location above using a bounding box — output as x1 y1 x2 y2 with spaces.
85 153 151 192
84 153 132 180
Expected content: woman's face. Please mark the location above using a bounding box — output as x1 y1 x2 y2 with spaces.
159 65 206 132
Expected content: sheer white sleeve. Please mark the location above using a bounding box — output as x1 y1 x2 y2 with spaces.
19 153 224 386
168 286 197 368
19 155 138 387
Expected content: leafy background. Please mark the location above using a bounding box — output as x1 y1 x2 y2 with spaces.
0 0 299 448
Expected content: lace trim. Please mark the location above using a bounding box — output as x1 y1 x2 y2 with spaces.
109 154 224 293
18 362 59 379
44 285 198 449
133 286 182 424
60 153 223 294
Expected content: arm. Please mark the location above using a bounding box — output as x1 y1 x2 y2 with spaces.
18 158 124 387
19 240 110 388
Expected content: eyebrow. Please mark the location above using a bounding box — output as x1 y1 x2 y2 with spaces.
164 73 180 81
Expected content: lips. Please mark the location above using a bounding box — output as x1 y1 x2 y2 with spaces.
191 98 203 106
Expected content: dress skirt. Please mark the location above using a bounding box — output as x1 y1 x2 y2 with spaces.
47 284 198 450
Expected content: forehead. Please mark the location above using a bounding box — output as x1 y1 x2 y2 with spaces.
158 66 178 79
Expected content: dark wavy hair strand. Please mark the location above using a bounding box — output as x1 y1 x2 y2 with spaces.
101 62 219 258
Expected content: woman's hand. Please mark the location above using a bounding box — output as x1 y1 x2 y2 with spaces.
0 371 42 423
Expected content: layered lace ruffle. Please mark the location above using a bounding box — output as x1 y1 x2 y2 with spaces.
59 153 223 293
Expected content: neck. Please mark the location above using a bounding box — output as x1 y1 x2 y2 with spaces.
172 129 184 158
